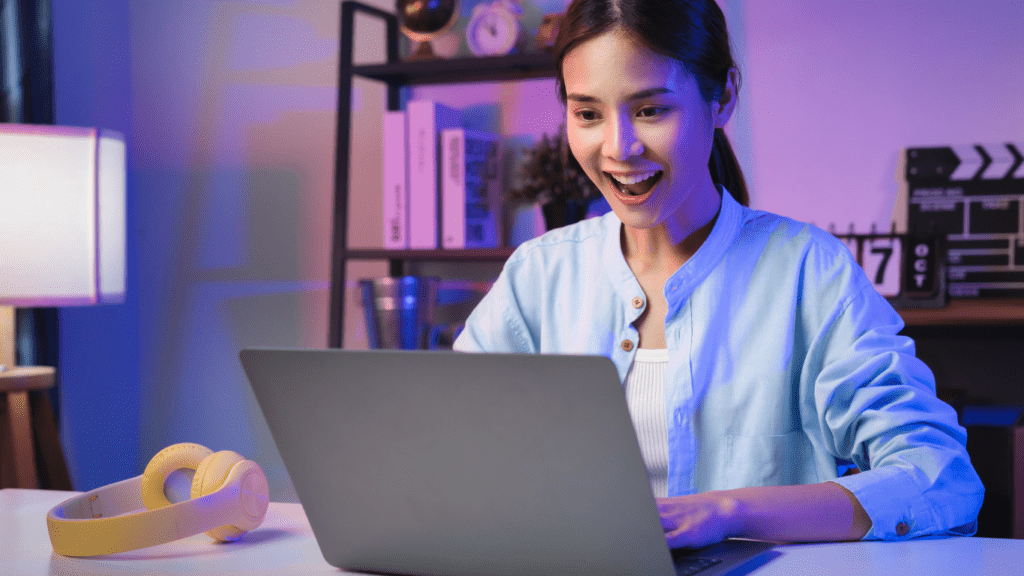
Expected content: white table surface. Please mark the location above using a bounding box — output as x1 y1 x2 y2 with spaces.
3 488 1023 576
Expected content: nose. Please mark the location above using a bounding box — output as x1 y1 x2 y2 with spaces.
602 114 644 160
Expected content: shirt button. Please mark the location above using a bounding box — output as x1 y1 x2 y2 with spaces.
631 296 644 309
895 522 909 537
621 339 634 352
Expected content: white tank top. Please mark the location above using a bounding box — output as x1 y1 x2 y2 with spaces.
622 348 669 498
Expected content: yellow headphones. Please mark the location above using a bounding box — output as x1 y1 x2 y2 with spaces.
46 443 270 557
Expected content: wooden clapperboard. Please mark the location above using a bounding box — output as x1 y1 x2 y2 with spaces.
902 144 1024 298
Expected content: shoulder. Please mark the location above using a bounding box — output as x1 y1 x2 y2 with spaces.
727 206 873 300
737 206 855 264
505 212 615 267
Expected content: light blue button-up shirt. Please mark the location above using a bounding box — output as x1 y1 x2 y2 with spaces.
454 189 983 540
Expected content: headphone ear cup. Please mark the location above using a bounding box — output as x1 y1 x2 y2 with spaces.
141 443 214 511
191 450 249 542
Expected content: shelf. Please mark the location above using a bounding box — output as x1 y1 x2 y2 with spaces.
340 254 1024 326
352 52 557 85
330 2 557 347
345 248 516 261
897 298 1024 326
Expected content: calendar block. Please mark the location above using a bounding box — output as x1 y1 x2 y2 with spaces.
862 236 903 298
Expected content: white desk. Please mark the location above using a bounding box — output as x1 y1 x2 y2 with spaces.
3 488 1023 575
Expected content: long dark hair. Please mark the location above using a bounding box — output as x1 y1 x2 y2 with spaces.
553 0 749 207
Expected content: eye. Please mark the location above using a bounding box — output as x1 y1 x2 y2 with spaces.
637 106 668 118
573 109 599 122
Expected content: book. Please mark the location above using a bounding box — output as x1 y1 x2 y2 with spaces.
382 110 409 249
441 128 502 249
406 100 461 249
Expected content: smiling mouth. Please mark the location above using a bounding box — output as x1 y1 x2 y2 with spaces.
606 171 663 197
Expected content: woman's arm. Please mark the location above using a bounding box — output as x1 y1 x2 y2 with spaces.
657 481 871 548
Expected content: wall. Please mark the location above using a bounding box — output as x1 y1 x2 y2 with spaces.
126 1 346 502
737 0 1024 231
54 0 366 499
52 0 138 490
51 0 1024 499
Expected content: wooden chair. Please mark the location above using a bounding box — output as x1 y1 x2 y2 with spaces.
0 366 73 489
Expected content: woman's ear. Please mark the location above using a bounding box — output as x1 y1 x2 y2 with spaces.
713 68 739 129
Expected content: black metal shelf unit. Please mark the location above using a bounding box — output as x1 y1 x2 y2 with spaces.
329 1 557 348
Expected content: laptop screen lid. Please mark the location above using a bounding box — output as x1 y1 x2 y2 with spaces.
240 348 677 576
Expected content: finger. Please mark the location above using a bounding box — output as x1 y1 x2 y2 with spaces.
665 526 696 549
660 514 676 531
666 526 719 550
655 496 683 512
662 513 692 543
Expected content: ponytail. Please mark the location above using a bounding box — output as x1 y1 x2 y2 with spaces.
709 128 749 207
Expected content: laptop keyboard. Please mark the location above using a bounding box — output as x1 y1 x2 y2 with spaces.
674 556 722 576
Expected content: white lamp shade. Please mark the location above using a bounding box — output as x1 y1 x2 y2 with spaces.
0 124 126 306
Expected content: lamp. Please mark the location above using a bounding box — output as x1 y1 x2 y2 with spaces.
0 123 126 489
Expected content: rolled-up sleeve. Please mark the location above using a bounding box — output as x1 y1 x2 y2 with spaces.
812 285 984 540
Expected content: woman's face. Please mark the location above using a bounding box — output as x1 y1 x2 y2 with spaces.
562 30 731 232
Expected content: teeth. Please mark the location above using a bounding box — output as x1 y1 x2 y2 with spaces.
610 171 658 185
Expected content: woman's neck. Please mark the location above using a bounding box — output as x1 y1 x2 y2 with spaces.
621 183 722 274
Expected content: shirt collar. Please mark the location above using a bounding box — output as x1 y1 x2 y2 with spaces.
665 187 743 301
599 187 744 305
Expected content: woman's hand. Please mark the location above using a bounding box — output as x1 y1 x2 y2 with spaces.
657 483 871 547
656 492 741 549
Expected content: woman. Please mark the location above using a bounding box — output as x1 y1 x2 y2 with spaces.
454 0 983 548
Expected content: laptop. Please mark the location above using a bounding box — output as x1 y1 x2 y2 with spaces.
240 348 778 576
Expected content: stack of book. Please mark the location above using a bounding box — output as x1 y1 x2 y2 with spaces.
382 99 505 250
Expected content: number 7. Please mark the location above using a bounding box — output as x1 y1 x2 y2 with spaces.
870 246 892 284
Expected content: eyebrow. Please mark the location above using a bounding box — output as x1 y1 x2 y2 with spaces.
566 87 674 103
